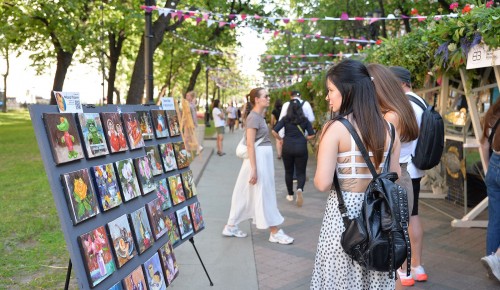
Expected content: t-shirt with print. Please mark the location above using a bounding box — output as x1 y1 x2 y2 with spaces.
245 111 271 146
212 107 225 127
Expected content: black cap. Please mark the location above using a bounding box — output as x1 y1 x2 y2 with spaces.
390 66 411 85
291 90 301 97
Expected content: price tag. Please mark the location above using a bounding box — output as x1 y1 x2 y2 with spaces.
161 97 175 111
54 91 83 113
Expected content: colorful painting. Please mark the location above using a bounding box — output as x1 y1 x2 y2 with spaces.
167 174 186 205
130 207 154 254
146 197 168 240
115 159 141 202
78 226 116 287
173 141 191 169
151 110 169 139
137 110 154 141
165 109 181 137
77 113 109 158
91 163 122 211
158 241 179 286
189 202 205 232
101 112 128 153
61 168 100 225
134 156 157 195
181 169 198 199
143 252 167 290
166 212 180 246
145 145 163 176
123 266 147 290
122 112 144 150
159 143 177 172
43 113 84 165
108 281 124 290
107 214 137 268
156 179 172 210
176 206 194 239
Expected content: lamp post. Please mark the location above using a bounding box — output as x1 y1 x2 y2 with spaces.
205 67 211 127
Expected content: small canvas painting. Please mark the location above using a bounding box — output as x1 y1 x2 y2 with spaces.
43 113 84 165
189 201 205 232
91 163 122 211
108 281 124 290
156 179 172 210
134 156 157 195
166 212 181 246
145 145 163 176
165 109 181 137
143 252 167 290
115 159 141 202
167 174 186 205
158 241 179 286
122 112 145 150
146 197 168 240
173 141 191 169
61 168 100 225
123 266 147 290
107 214 137 268
159 143 177 172
130 207 154 254
136 110 154 141
78 226 116 287
101 112 128 153
176 206 194 239
77 112 109 158
181 169 198 199
151 109 169 138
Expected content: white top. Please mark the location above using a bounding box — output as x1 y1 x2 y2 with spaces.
226 106 237 119
278 97 315 137
406 92 425 179
212 107 225 127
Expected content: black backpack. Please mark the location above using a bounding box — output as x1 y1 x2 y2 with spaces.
333 118 411 278
408 94 445 170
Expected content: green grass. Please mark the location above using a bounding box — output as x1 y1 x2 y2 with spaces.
200 119 216 138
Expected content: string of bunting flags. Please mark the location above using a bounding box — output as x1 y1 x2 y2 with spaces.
261 52 359 60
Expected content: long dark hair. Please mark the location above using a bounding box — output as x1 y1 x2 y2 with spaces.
284 99 307 125
482 97 500 142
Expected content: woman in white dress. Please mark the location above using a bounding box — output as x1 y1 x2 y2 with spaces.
222 87 294 245
311 60 401 289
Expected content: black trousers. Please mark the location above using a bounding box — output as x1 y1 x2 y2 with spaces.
282 142 308 195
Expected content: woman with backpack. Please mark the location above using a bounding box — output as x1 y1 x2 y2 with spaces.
311 59 401 289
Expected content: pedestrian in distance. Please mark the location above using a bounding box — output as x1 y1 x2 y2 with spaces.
226 102 237 133
212 99 226 156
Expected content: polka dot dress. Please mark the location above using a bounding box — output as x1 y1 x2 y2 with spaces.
310 190 395 290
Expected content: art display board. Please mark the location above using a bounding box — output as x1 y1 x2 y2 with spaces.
28 104 204 290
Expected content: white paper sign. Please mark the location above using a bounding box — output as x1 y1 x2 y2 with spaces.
466 44 500 70
53 91 83 113
161 97 175 110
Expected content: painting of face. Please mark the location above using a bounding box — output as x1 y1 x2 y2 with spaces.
326 79 343 113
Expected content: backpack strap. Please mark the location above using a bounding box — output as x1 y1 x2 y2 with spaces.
408 94 427 111
488 118 500 156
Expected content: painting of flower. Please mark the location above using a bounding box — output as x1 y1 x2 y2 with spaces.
156 179 172 210
115 159 141 202
62 168 100 224
189 201 205 232
91 163 122 211
167 174 185 205
134 156 157 195
145 145 163 176
159 143 177 172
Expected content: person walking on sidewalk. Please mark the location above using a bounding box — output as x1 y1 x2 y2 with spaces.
311 59 401 289
222 87 294 245
272 99 315 207
212 99 226 156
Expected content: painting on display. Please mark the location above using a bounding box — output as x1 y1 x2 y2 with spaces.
159 143 177 172
77 112 109 158
122 265 147 290
189 201 205 232
108 281 124 290
176 206 194 239
43 113 84 165
151 109 169 139
173 141 191 169
91 163 122 211
143 252 167 290
61 168 100 225
158 241 179 286
165 109 181 137
145 145 163 176
101 112 128 153
107 214 137 268
181 169 198 199
146 197 168 240
166 212 181 246
134 156 157 195
167 174 186 205
78 226 116 287
122 112 144 150
115 159 141 202
136 110 154 141
156 179 172 210
129 207 154 254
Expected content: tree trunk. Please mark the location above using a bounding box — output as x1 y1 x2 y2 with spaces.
107 31 125 104
185 57 205 93
50 50 74 104
2 48 8 113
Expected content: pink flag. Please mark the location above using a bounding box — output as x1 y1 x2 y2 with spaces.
341 12 349 20
296 18 305 23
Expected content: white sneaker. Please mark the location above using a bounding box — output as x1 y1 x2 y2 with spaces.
222 225 247 238
481 253 500 281
286 195 294 201
296 189 303 207
269 229 294 245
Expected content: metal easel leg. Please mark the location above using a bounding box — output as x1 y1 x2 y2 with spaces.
64 259 72 290
189 237 214 286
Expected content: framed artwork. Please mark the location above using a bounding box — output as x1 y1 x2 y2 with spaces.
158 241 179 286
151 110 169 139
101 112 128 153
146 197 168 240
136 110 154 141
165 109 181 137
91 163 122 211
181 169 198 199
78 226 116 287
61 168 100 225
77 112 109 158
129 207 154 254
143 252 167 290
166 212 180 246
43 113 84 165
189 201 205 232
167 174 186 205
176 206 194 239
107 214 137 268
122 112 145 150
122 265 147 290
173 141 191 169
159 143 177 172
133 156 157 195
145 145 163 176
156 179 172 210
108 281 124 290
115 159 141 202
